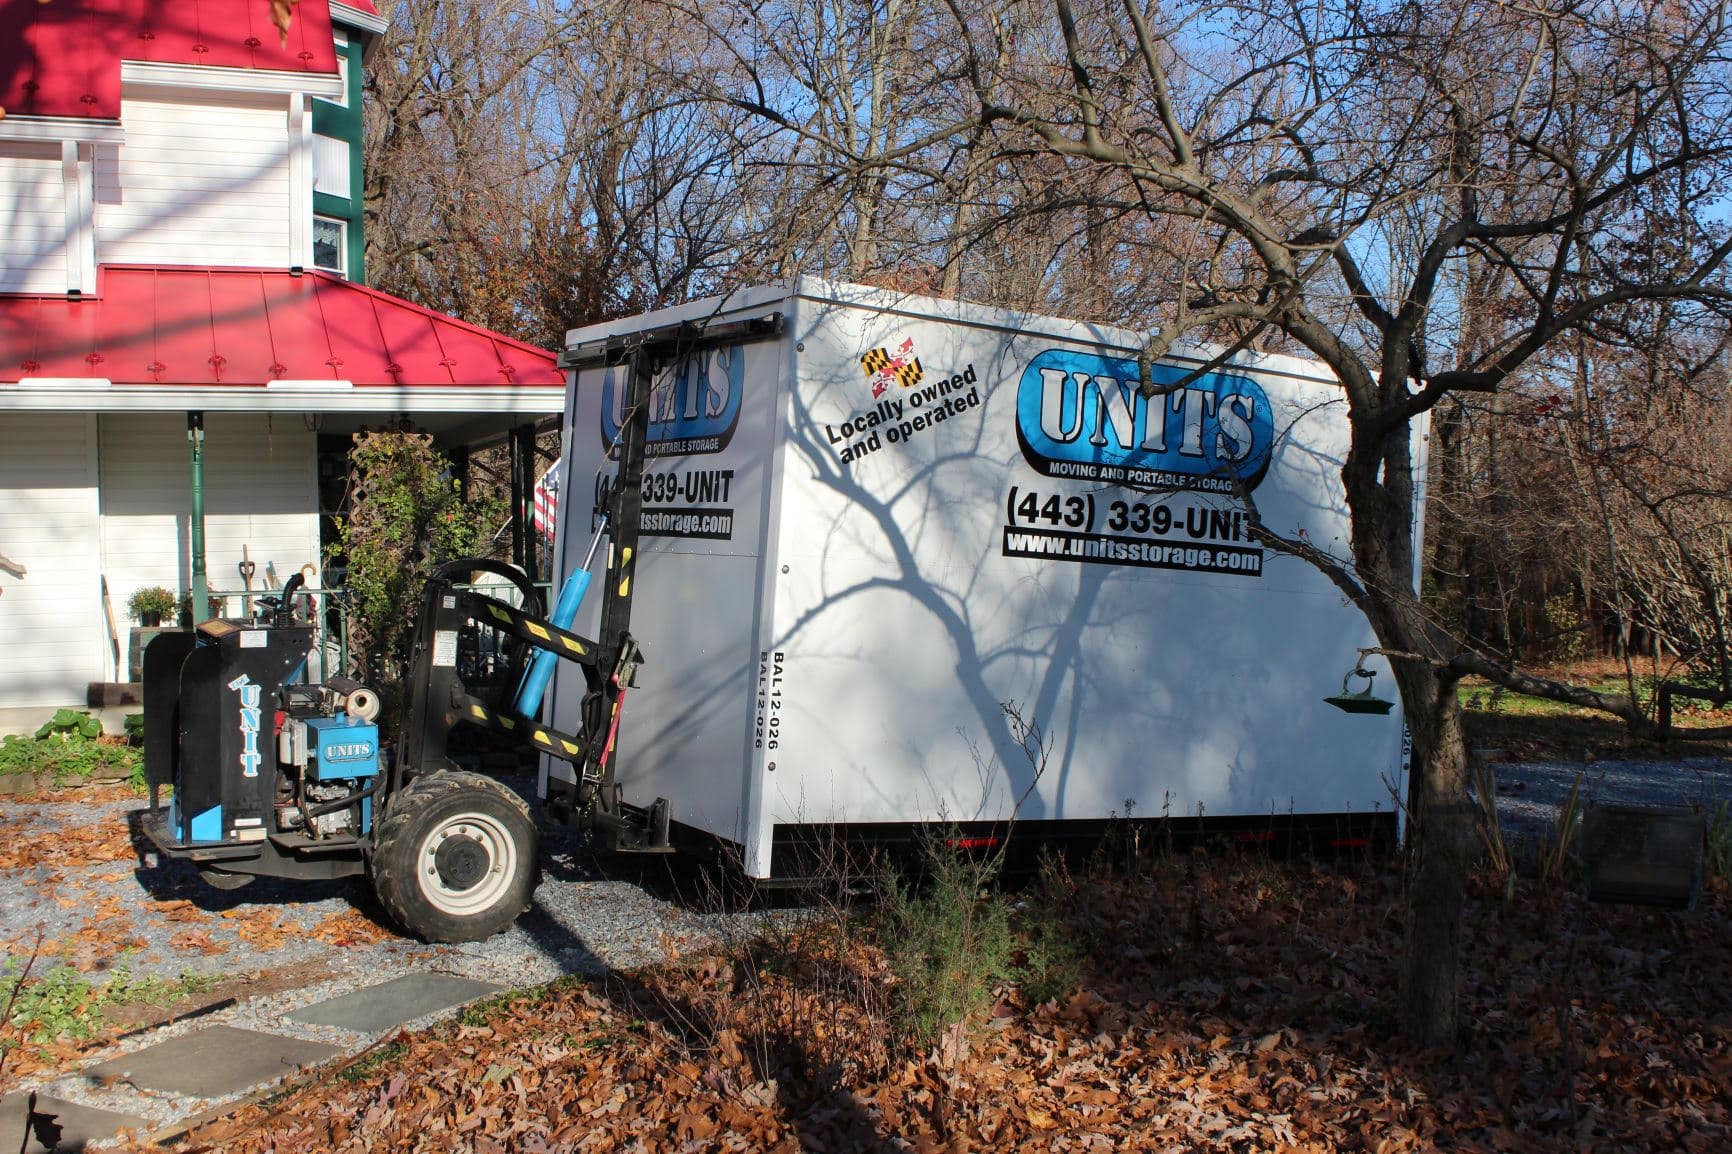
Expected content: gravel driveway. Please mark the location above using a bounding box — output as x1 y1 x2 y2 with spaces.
1 772 783 1138
10 751 1729 987
1482 753 1732 845
0 773 746 988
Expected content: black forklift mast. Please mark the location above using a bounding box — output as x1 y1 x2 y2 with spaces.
392 314 781 853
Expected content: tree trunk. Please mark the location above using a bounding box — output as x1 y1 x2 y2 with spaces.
1396 667 1474 1047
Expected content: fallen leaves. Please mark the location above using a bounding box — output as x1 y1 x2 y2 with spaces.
224 908 293 951
308 909 393 948
136 859 1732 1154
169 929 227 957
0 812 136 871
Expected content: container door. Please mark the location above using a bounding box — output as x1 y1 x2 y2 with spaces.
544 329 786 856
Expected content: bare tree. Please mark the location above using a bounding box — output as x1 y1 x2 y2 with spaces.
367 0 1732 1045
1553 322 1732 689
363 0 754 345
681 0 1732 1044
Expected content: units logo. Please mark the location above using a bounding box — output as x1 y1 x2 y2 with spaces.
599 344 744 458
860 338 923 397
1015 349 1274 493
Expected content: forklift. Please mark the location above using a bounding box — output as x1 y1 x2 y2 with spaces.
139 322 766 941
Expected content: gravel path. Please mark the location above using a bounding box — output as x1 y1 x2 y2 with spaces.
0 772 784 1139
9 752 1729 989
9 752 1728 987
1 774 750 987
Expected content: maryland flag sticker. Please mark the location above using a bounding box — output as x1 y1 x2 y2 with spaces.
861 338 923 398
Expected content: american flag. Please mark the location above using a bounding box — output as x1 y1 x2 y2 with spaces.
532 458 561 542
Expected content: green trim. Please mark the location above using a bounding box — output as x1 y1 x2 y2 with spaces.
310 37 367 284
188 412 208 623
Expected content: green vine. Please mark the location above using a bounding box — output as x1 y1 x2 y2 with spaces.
328 430 506 685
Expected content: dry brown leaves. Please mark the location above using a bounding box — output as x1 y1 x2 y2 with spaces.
0 811 136 872
147 858 1732 1154
223 908 293 952
1 1033 93 1089
308 910 394 949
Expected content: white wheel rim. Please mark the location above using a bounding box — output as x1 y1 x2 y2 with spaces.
416 812 518 917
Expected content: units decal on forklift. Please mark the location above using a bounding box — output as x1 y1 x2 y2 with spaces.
1002 349 1273 578
599 344 744 458
827 336 982 464
227 673 264 778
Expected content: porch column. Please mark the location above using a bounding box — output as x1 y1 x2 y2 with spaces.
515 423 540 584
187 412 208 622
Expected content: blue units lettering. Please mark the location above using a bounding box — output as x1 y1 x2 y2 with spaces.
1015 349 1273 491
227 673 263 779
599 344 744 457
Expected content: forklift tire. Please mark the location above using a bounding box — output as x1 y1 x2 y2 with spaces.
371 772 539 943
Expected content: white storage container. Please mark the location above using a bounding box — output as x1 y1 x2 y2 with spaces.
542 279 1422 877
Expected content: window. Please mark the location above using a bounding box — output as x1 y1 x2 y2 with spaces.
331 34 351 107
336 45 351 107
313 133 350 198
313 216 346 274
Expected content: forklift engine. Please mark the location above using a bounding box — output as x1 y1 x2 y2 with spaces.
275 678 382 841
142 579 385 890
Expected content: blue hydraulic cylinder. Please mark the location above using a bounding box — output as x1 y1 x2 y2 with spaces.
512 518 607 718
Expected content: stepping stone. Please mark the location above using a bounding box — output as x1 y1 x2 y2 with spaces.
83 1025 340 1098
288 973 502 1034
0 1091 148 1152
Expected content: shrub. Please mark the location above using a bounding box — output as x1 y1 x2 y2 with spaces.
1707 800 1732 880
1013 854 1087 1006
125 586 176 623
876 833 1013 1052
0 724 139 785
1541 594 1589 664
328 430 506 687
34 708 100 741
2 959 219 1050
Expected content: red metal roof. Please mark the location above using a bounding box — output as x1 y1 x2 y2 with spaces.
0 0 339 122
0 266 564 388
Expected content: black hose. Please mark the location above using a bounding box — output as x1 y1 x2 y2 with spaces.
302 774 385 819
274 571 307 626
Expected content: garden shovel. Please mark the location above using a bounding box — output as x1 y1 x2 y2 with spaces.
239 546 256 616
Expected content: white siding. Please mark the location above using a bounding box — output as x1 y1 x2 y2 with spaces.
98 414 320 676
96 88 295 268
0 142 67 294
0 415 105 708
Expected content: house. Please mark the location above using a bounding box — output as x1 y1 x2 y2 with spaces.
0 0 565 733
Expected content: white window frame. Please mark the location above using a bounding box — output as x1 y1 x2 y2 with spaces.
331 33 351 108
313 215 347 275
